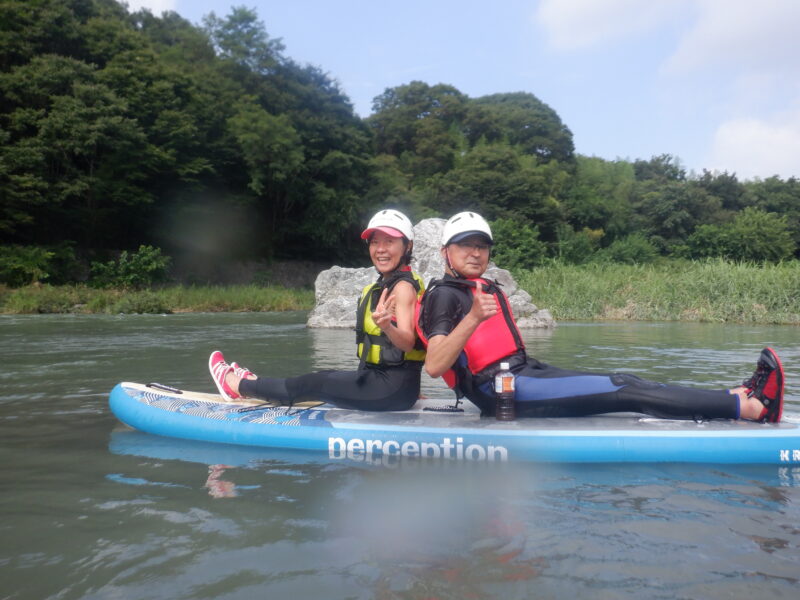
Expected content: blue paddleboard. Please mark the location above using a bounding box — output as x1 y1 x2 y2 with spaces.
109 382 800 465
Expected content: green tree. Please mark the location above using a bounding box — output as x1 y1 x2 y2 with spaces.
730 207 795 262
461 102 504 146
686 207 795 262
132 7 218 64
81 6 146 67
0 53 149 246
743 176 800 256
594 233 658 264
0 0 91 70
490 217 548 270
0 244 54 286
154 6 372 262
203 6 284 74
563 156 635 241
98 48 216 185
424 142 567 241
633 153 686 182
632 180 722 251
369 81 467 180
228 97 303 195
555 224 602 264
263 61 374 260
694 169 745 212
471 92 575 163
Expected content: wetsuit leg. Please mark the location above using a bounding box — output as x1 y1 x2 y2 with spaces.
239 365 421 412
471 359 739 420
239 376 290 403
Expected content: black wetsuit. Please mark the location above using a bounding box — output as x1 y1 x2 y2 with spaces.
418 275 739 420
239 364 421 411
239 272 423 411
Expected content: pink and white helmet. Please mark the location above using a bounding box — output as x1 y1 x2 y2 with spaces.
360 209 414 241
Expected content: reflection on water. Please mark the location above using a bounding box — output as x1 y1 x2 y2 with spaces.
1 313 799 599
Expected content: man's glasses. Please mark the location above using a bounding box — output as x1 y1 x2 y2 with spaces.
454 241 490 252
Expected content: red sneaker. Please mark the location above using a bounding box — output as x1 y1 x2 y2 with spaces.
208 350 240 401
743 347 785 423
231 362 255 380
230 361 255 399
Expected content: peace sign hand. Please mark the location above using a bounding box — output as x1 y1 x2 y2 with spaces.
372 288 396 329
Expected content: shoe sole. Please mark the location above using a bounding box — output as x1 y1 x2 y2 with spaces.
762 347 785 423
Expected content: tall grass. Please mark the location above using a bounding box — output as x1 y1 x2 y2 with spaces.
0 284 315 314
515 259 800 324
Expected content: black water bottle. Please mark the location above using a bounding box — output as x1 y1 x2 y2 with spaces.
494 361 516 421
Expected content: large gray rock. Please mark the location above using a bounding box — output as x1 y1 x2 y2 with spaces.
306 218 555 329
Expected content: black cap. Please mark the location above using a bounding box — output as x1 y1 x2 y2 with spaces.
448 231 493 245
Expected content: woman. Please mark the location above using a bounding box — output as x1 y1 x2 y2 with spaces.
209 209 426 411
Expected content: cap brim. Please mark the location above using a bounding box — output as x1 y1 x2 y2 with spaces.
448 231 493 245
360 226 405 240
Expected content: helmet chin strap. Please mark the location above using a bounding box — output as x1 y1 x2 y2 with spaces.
444 247 465 279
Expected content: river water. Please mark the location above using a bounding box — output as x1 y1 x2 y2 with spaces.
1 313 799 599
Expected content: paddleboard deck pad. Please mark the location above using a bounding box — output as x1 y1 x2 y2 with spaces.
109 382 800 464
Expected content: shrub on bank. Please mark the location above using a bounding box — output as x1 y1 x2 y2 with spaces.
683 207 796 263
89 246 172 290
0 244 86 287
593 233 659 264
0 245 54 287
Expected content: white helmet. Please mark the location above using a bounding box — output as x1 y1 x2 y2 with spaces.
360 209 414 241
441 211 493 246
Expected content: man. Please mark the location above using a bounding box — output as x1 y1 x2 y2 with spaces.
416 211 784 422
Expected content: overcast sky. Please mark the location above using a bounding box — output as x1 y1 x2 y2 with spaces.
125 0 800 181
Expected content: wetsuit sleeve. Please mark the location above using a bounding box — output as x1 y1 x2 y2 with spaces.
422 286 466 339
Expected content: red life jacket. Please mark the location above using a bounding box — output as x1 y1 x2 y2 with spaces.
415 277 525 391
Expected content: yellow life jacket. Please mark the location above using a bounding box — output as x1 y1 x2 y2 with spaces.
356 268 426 367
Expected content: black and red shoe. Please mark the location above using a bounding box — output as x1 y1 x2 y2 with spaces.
743 347 785 423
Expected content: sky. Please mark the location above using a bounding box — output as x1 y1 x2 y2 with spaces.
124 0 800 181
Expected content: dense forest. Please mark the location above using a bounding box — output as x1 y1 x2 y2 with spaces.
2 0 799 287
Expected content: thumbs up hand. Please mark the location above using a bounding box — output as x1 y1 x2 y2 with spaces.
469 283 497 323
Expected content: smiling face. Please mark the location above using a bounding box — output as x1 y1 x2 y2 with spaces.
442 234 491 279
368 229 408 274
